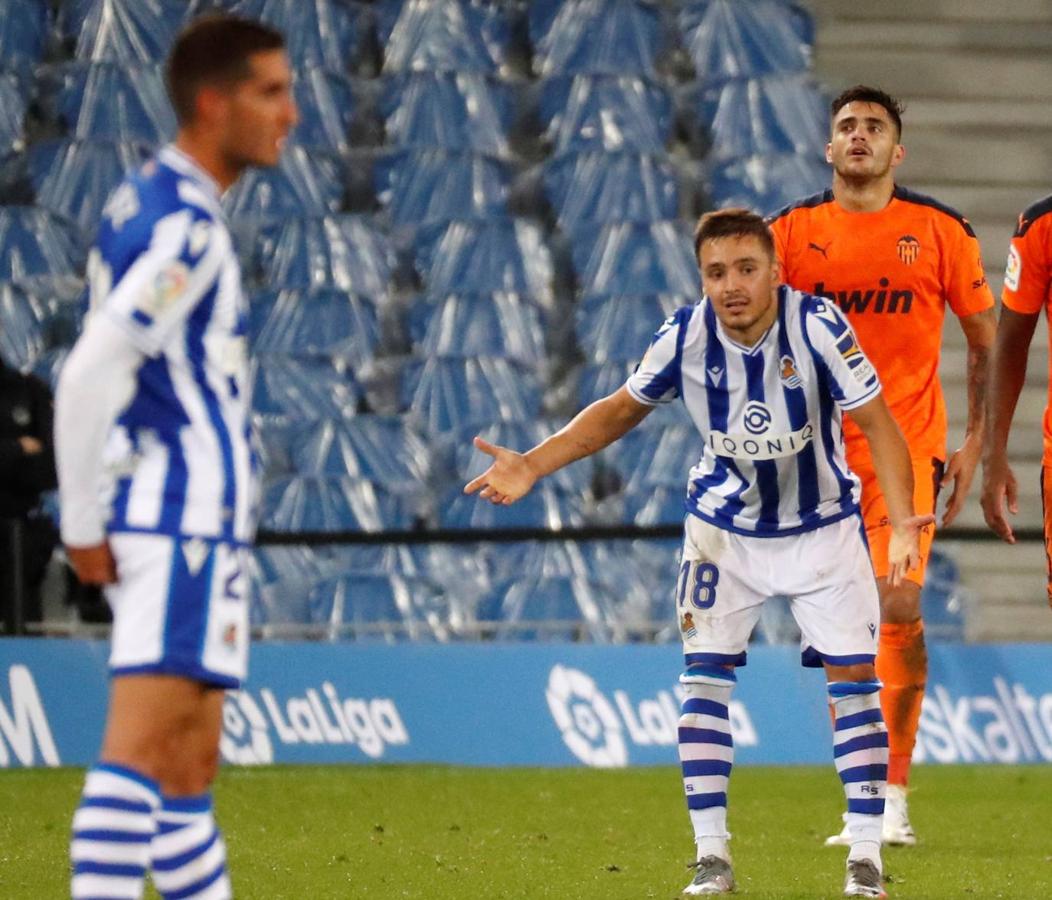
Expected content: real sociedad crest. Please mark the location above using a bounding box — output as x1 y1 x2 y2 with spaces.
779 355 802 389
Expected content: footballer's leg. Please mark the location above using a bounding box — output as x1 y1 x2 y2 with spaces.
676 517 763 895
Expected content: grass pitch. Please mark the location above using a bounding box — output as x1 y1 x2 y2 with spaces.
2 764 1050 899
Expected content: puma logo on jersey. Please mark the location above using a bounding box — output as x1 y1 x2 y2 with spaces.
814 280 914 314
808 241 832 258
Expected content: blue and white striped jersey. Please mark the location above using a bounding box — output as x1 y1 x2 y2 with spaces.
625 285 881 536
87 145 257 543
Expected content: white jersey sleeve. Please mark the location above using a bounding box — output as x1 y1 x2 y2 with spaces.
96 208 227 357
624 306 695 406
801 297 881 411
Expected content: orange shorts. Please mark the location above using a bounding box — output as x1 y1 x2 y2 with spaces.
855 456 943 586
1041 465 1052 606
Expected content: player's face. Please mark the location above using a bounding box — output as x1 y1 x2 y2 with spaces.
699 235 780 346
219 50 298 170
826 101 904 182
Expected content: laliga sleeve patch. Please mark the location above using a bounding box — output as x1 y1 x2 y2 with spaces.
1004 244 1021 292
140 261 190 317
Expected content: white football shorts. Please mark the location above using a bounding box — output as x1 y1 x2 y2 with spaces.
676 513 879 669
105 532 250 688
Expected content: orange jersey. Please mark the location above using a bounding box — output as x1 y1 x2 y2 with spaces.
1001 194 1052 464
768 186 994 465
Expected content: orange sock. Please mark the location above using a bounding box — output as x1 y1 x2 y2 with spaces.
876 620 927 787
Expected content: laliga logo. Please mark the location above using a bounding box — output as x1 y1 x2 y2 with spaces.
743 401 773 435
546 664 627 768
220 691 274 765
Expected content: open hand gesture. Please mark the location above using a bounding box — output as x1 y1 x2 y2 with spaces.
463 436 538 505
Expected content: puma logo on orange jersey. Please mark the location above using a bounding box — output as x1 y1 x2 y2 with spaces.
814 280 914 314
808 241 832 258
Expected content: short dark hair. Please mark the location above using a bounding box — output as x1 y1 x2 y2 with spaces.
830 85 905 138
693 208 774 261
165 14 286 126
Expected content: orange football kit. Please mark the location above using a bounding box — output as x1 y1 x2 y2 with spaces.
769 186 995 787
1001 196 1052 598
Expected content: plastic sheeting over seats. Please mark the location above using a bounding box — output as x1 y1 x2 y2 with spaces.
542 152 681 230
58 0 188 64
407 293 546 367
570 221 699 296
402 356 542 435
538 74 674 154
377 0 519 75
261 475 413 532
575 293 684 363
308 572 454 641
529 0 668 78
374 149 513 227
381 72 516 156
678 0 811 82
251 354 361 425
684 73 826 161
250 288 381 369
251 216 396 294
412 219 554 302
708 152 827 214
224 146 346 222
439 483 584 532
39 63 176 144
0 207 83 283
29 139 151 233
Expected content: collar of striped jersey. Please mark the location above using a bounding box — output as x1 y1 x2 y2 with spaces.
158 144 222 201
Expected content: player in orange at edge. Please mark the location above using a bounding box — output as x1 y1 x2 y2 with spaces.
767 85 996 847
981 196 1052 585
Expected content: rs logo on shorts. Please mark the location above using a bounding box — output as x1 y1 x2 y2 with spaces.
705 423 814 460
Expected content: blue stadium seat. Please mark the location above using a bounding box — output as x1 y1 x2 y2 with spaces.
224 146 345 222
412 219 553 301
308 572 453 641
261 475 413 532
29 139 151 233
291 415 431 487
570 221 699 296
38 63 175 144
251 354 361 425
0 277 83 371
0 0 50 84
529 0 667 78
542 152 681 230
249 544 329 628
678 0 811 82
439 483 584 531
402 356 542 436
226 0 375 73
293 68 368 153
538 74 674 154
374 149 513 228
708 152 828 215
254 418 304 480
381 72 516 156
623 485 687 526
575 359 694 428
575 293 683 363
683 73 826 161
58 0 187 64
377 0 516 75
252 215 395 294
0 75 26 160
407 292 546 366
0 207 83 283
479 574 616 641
920 549 968 641
250 288 380 369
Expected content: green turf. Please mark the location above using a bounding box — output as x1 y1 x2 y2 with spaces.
2 764 1050 898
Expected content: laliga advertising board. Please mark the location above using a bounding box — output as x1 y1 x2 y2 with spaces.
1 640 1052 769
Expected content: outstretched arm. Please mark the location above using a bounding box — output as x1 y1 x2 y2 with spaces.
464 387 653 504
850 394 936 587
941 307 996 526
980 306 1040 543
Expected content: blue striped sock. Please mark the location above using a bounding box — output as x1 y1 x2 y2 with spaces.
830 680 888 862
71 763 160 900
679 666 736 857
151 794 231 900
